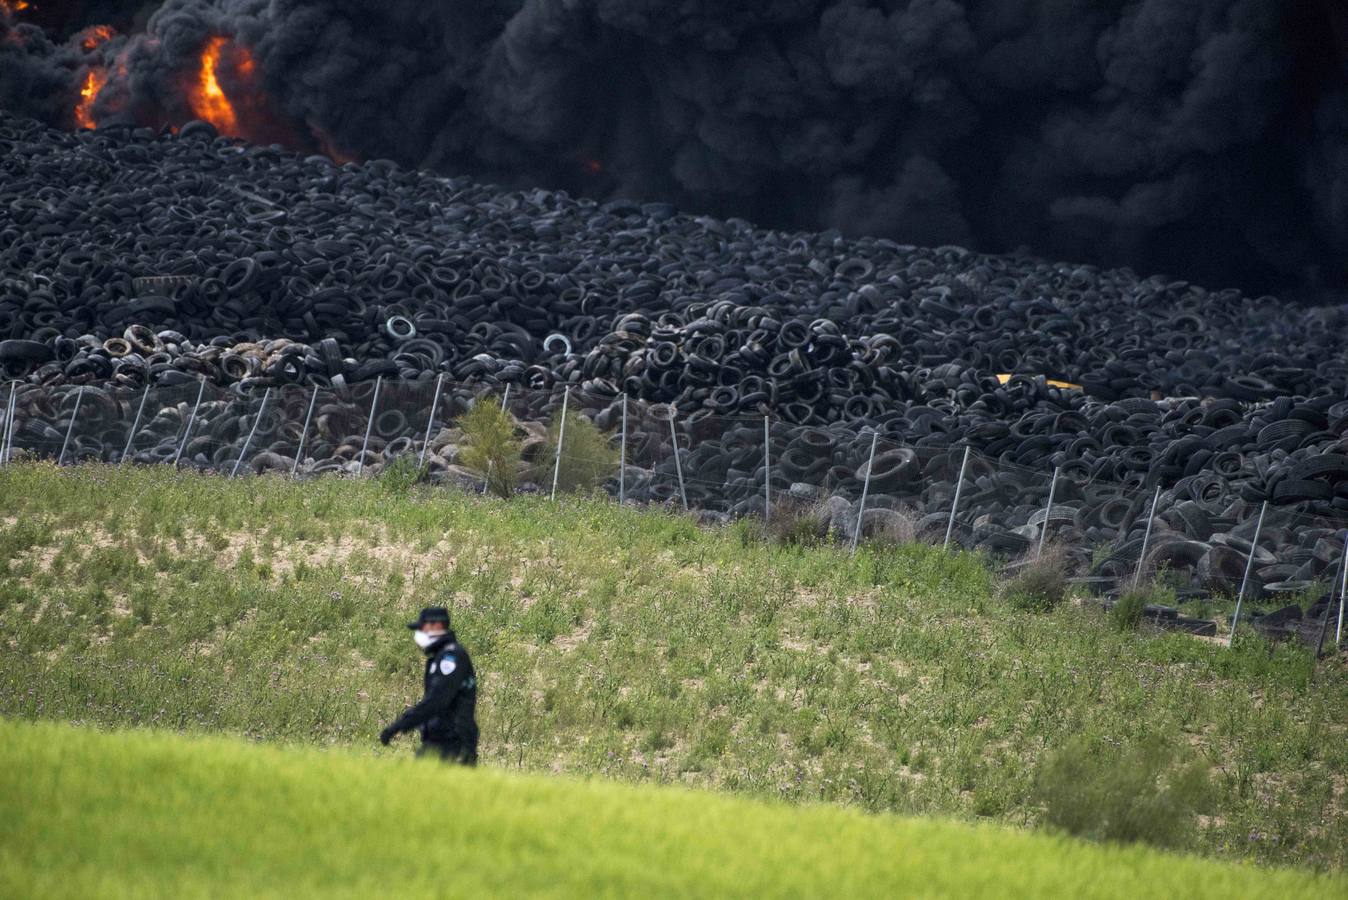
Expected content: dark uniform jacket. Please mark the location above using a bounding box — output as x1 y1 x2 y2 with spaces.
388 632 478 753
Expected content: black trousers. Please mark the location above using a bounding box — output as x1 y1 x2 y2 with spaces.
417 740 478 766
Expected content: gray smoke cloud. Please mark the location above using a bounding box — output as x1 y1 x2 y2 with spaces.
2 0 1346 296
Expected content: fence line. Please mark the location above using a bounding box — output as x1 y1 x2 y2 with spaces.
1 375 1345 652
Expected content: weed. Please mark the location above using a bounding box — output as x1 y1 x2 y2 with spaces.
1287 582 1329 614
1112 591 1146 630
1112 582 1175 631
377 455 428 494
868 506 921 546
1033 735 1213 850
763 498 828 548
1004 545 1070 613
641 726 675 753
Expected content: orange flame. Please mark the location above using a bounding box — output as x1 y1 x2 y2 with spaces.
311 123 357 166
79 25 115 53
0 0 31 16
319 138 357 166
189 36 248 136
75 69 107 130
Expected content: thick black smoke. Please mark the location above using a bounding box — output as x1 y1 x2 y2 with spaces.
3 0 1347 297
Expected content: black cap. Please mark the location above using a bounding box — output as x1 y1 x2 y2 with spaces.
407 606 451 630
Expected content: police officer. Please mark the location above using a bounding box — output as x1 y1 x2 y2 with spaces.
379 606 479 764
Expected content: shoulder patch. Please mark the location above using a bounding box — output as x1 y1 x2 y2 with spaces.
439 657 457 676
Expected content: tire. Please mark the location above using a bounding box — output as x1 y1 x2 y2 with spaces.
0 340 52 363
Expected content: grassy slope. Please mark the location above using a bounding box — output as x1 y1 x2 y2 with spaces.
2 718 1342 899
1 463 1346 871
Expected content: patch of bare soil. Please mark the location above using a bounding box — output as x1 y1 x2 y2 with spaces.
554 621 592 652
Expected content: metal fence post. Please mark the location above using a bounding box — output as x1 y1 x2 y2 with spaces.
1227 500 1268 647
230 388 271 478
5 385 16 465
943 446 971 550
1314 584 1334 658
500 384 511 413
850 431 879 553
619 393 628 505
292 385 320 477
550 386 570 501
119 384 152 465
356 376 382 478
1036 466 1061 560
418 373 445 467
57 386 85 466
173 377 206 468
2 384 12 464
763 416 771 524
668 406 688 512
1337 534 1348 648
0 381 15 465
1132 485 1163 588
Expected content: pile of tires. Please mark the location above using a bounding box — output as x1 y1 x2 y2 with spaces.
3 109 1348 540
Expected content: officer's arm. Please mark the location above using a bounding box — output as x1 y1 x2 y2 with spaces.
386 657 468 735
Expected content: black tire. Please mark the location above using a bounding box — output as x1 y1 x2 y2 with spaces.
0 339 53 363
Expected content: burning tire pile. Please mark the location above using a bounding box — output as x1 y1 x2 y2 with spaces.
3 111 1348 617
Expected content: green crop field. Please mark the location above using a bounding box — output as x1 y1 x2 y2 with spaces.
2 718 1343 899
2 462 1346 880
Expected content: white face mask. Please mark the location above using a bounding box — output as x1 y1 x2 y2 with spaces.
413 630 441 650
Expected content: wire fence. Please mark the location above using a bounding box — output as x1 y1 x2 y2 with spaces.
2 376 1345 652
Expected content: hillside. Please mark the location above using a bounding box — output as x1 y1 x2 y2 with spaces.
2 719 1343 899
2 463 1345 870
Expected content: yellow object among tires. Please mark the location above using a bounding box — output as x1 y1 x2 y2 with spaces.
996 373 1082 390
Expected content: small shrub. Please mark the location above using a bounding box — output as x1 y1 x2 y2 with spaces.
868 506 920 546
1111 590 1147 630
1033 736 1212 850
1004 545 1069 612
1111 581 1175 631
536 411 618 494
640 716 676 753
731 517 766 548
1151 561 1186 592
612 703 637 730
458 398 523 499
764 498 828 548
377 455 427 494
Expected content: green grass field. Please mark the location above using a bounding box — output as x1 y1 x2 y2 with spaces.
2 718 1343 898
2 462 1346 875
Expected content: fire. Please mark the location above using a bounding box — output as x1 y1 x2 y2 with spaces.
189 36 250 136
318 136 357 166
311 123 357 166
79 25 115 53
0 0 31 16
75 69 107 130
582 158 603 175
181 36 307 149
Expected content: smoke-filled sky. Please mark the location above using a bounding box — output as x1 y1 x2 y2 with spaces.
3 0 1347 297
